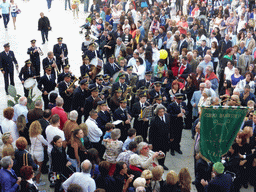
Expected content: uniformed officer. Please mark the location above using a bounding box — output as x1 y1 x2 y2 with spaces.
81 35 92 55
109 87 122 113
96 100 111 135
42 51 57 78
0 43 18 94
27 39 41 81
111 74 127 96
58 72 75 112
149 81 167 104
53 37 68 71
58 64 74 83
102 74 111 86
84 42 97 61
137 71 153 89
84 86 101 121
80 55 94 78
37 65 56 109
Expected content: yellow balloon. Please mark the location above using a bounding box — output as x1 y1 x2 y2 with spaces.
159 49 168 60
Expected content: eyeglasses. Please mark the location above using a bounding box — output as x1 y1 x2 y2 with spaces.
142 146 149 150
146 178 152 181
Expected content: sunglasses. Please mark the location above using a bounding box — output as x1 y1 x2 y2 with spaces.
142 146 149 150
146 178 152 181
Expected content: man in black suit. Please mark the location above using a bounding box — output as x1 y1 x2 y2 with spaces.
58 72 74 112
0 43 18 94
149 104 171 170
132 91 150 142
53 37 68 72
27 39 41 81
57 64 75 83
137 71 152 89
96 100 111 136
38 12 51 45
42 51 57 78
72 79 88 124
113 98 132 141
197 40 210 58
84 43 98 61
167 93 188 156
178 34 188 54
37 65 56 109
104 55 120 77
218 34 232 58
84 86 100 121
89 75 106 99
178 57 192 80
148 81 167 104
111 74 127 96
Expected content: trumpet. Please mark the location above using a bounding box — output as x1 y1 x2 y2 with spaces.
37 47 44 56
53 60 61 75
66 76 78 97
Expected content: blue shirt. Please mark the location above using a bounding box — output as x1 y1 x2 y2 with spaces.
103 131 111 139
0 2 10 14
198 61 213 75
122 137 134 151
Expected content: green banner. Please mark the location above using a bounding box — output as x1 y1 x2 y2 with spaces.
200 107 248 163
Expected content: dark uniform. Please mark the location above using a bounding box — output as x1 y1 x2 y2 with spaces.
113 98 131 142
109 88 122 113
80 61 94 78
37 65 56 109
148 85 167 104
136 71 153 89
102 74 112 86
0 43 18 94
57 65 75 83
104 55 120 77
53 37 68 71
132 92 150 142
111 74 127 96
27 39 41 81
42 57 56 78
84 86 101 121
96 101 111 135
18 60 36 97
167 93 188 155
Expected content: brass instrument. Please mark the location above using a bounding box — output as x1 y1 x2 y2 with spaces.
180 104 186 128
66 76 78 97
53 60 61 75
37 47 44 56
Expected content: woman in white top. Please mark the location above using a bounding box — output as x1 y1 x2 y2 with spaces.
10 0 18 30
224 61 235 81
1 107 19 144
29 121 48 185
133 57 146 80
235 72 255 94
198 88 212 114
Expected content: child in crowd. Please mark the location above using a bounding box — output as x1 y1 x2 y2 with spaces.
122 128 136 151
103 123 114 143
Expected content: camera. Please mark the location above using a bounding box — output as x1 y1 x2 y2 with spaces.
158 152 164 156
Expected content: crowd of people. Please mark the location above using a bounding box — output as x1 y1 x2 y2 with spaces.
1 0 256 191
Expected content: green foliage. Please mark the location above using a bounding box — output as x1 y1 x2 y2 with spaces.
8 85 17 97
7 100 15 107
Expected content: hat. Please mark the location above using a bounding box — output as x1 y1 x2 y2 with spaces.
85 34 90 39
83 73 89 78
109 55 115 59
119 74 126 79
80 79 88 85
3 43 10 48
175 93 184 99
25 59 32 64
97 100 107 105
154 81 162 87
103 74 110 79
213 162 225 174
145 71 152 76
44 65 52 70
139 86 146 90
155 95 162 100
89 42 95 46
83 55 90 60
127 66 133 70
139 91 147 98
57 37 63 41
64 72 72 78
115 87 122 93
119 97 127 103
96 74 103 80
90 86 99 92
64 64 70 69
30 39 36 43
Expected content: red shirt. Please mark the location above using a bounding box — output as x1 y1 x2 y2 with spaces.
51 106 68 130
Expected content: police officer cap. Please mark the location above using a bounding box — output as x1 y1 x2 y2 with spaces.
115 87 122 93
64 72 71 78
127 66 133 70
109 55 115 59
175 93 184 99
213 162 225 174
119 74 126 79
155 95 162 100
25 59 32 64
83 55 90 60
139 91 147 98
83 73 89 78
97 100 107 105
119 98 127 103
64 64 70 69
44 65 52 70
30 39 36 43
145 71 152 76
90 86 99 92
3 43 10 48
57 37 63 41
89 42 95 46
96 74 103 80
154 81 162 87
80 79 88 85
103 74 110 79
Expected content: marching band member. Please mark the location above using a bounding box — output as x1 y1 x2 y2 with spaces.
37 65 56 109
148 81 167 104
0 43 18 95
89 75 105 99
111 74 127 96
84 42 98 61
72 79 89 124
27 39 41 81
109 88 122 113
152 95 164 109
81 35 92 55
136 71 153 89
58 72 75 112
80 55 94 78
113 98 132 142
96 100 111 136
132 91 150 142
102 74 111 86
167 93 188 156
53 37 68 71
18 60 36 97
84 86 101 121
104 55 120 77
42 51 57 78
58 64 74 83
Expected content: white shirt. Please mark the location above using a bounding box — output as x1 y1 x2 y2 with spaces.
133 64 146 80
86 117 103 143
62 172 96 192
13 104 28 123
1 118 19 144
46 125 65 154
224 66 235 81
30 135 48 153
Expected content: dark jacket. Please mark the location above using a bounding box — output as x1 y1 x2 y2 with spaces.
0 51 18 72
38 16 50 31
37 74 56 93
197 46 210 58
104 62 120 77
20 180 38 192
19 66 36 81
0 168 19 192
205 173 233 192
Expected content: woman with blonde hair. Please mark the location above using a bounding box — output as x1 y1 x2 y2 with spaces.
29 120 48 185
178 168 192 192
0 132 14 158
151 165 164 192
141 170 153 192
79 123 92 150
161 170 180 192
16 115 29 144
2 144 15 159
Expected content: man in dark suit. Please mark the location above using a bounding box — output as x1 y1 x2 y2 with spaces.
195 157 212 192
132 91 150 142
53 37 68 72
89 75 107 99
149 104 171 170
197 40 210 58
113 98 132 141
58 72 74 112
0 43 18 94
84 42 98 61
218 34 232 57
37 65 56 109
72 79 89 124
137 71 152 89
96 100 111 136
201 162 233 192
38 12 51 45
111 74 127 96
167 93 188 156
27 39 41 81
104 55 120 77
178 57 192 80
42 51 57 78
27 100 43 128
148 81 167 104
84 86 100 121
57 64 75 83
178 34 188 54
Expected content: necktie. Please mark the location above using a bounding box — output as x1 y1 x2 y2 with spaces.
162 116 164 122
6 52 9 56
112 64 115 70
49 75 51 80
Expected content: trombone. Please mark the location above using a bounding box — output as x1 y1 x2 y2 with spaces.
53 60 61 75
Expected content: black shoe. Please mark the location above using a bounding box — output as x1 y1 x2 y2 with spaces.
177 150 183 154
192 181 196 185
162 165 169 170
171 151 175 156
42 42 45 45
243 183 248 189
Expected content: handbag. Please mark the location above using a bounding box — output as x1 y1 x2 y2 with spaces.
16 9 21 14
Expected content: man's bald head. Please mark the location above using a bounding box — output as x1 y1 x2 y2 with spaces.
81 160 92 173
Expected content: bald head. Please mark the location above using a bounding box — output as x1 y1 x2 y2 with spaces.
81 160 92 173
